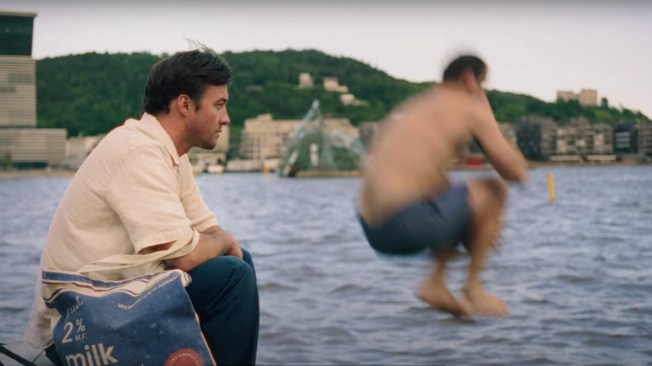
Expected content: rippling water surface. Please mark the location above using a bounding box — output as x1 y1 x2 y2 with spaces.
1 166 651 365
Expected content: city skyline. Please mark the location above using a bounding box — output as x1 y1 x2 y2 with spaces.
2 0 651 118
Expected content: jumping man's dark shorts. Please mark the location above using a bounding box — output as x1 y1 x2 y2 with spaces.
358 184 472 255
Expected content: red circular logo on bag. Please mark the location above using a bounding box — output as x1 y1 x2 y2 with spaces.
164 349 206 366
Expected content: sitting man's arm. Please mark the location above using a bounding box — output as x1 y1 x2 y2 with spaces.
150 226 243 272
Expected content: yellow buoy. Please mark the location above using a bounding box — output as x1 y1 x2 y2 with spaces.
547 172 555 202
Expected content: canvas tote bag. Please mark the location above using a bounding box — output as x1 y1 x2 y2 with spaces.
42 236 217 366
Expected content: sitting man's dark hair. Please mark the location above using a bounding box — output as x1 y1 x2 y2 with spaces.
143 45 231 115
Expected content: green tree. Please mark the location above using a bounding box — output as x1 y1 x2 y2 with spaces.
36 50 649 140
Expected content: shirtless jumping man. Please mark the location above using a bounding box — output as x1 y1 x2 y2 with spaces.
357 55 527 318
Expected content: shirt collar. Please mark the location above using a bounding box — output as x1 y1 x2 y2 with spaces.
134 113 181 166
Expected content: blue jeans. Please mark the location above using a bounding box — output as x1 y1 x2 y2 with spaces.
187 249 259 365
46 250 259 366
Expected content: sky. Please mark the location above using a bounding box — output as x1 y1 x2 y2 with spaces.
3 0 652 118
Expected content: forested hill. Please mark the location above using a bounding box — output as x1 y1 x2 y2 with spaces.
35 49 648 137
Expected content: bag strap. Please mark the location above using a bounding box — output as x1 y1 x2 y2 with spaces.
0 344 37 366
77 229 199 274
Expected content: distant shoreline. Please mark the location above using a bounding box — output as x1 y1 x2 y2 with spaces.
1 161 649 181
525 160 648 169
0 169 75 180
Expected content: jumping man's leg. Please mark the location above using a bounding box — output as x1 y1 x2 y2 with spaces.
460 178 509 317
419 249 469 317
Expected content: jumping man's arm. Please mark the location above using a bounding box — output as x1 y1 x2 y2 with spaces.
473 94 528 183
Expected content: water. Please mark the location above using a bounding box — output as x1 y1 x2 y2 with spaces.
1 166 651 365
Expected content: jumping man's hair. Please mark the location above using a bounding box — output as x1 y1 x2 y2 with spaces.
442 55 487 82
142 44 231 115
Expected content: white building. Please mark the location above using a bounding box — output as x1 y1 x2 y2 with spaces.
298 72 313 89
323 77 349 93
239 114 301 160
556 88 598 107
239 113 359 161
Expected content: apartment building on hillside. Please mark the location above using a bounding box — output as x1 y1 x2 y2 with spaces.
239 114 301 160
556 89 599 107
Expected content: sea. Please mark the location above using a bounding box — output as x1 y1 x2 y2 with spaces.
1 166 651 365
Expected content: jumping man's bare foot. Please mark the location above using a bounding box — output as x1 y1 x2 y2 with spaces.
418 279 470 318
460 285 509 317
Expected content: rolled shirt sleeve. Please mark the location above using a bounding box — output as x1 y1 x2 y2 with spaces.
106 145 195 254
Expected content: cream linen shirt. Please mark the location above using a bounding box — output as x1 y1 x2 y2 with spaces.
23 113 219 348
